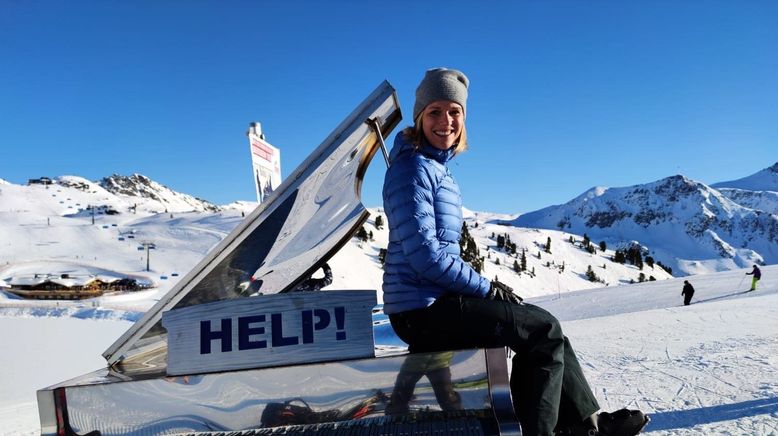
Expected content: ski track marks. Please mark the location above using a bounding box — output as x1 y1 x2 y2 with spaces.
566 295 778 435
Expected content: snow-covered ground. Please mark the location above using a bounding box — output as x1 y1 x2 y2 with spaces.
2 266 776 435
0 178 776 434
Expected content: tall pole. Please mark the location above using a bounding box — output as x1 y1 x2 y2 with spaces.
140 241 155 272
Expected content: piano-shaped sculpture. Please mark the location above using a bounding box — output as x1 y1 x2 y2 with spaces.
37 81 521 436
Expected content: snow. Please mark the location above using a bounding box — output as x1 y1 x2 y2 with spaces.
712 163 778 193
1 178 776 434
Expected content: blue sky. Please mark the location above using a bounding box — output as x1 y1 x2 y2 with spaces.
2 1 776 214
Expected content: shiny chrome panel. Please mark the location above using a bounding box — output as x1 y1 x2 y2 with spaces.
43 349 495 436
103 81 401 367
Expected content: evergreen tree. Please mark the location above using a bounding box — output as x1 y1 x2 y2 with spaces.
545 236 552 254
459 221 483 273
378 248 387 265
586 265 599 282
599 240 606 252
638 272 646 283
513 259 520 273
582 233 590 248
356 226 369 242
497 234 505 249
520 249 527 271
374 215 384 229
645 256 655 269
369 230 374 241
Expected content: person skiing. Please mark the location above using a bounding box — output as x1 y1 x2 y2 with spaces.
681 280 695 306
382 67 648 436
745 265 761 291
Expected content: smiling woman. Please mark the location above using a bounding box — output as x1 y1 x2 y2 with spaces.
381 68 649 436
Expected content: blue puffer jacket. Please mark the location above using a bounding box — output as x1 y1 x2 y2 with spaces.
381 132 490 314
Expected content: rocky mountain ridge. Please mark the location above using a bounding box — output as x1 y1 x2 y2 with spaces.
512 163 778 276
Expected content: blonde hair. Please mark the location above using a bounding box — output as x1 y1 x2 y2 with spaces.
401 112 469 155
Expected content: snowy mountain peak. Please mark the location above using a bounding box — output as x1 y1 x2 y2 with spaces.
711 161 778 192
513 173 777 276
100 174 219 213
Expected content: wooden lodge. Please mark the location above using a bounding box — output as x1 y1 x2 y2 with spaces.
4 276 144 300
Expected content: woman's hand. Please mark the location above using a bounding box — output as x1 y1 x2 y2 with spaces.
488 280 523 304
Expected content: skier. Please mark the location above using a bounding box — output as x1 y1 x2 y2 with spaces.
382 68 648 436
681 280 695 306
745 265 761 291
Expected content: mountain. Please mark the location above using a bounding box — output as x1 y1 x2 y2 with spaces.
99 173 220 213
710 162 778 214
712 162 778 192
511 174 778 276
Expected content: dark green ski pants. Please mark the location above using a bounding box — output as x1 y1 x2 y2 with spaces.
389 295 600 436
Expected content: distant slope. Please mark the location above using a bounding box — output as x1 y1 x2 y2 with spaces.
511 175 777 276
711 162 778 192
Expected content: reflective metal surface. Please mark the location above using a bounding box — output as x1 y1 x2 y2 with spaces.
103 81 401 367
45 350 494 435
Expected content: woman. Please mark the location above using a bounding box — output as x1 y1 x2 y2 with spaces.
382 68 647 436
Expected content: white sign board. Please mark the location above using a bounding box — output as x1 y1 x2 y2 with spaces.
163 290 376 376
247 124 282 204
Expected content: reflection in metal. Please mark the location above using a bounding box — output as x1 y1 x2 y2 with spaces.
102 81 402 367
40 349 512 436
367 117 391 167
486 347 522 436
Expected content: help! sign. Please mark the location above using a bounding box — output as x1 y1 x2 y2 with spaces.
162 290 377 375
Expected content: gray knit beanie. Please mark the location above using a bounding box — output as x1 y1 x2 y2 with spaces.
413 68 469 120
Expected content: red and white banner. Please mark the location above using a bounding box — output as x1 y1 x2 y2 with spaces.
247 124 281 204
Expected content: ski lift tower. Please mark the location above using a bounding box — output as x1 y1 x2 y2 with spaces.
138 241 156 272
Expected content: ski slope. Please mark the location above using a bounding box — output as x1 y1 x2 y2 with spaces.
1 266 776 435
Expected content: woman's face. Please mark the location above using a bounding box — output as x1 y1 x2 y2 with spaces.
421 100 464 151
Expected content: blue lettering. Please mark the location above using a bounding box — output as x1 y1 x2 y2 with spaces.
200 318 232 354
238 315 267 350
302 309 331 344
271 313 299 347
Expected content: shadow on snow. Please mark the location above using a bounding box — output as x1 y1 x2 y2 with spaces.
646 397 778 431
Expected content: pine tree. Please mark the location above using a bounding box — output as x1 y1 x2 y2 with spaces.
545 236 552 254
521 249 527 271
375 215 384 229
599 240 606 251
586 265 597 282
513 259 520 273
356 226 369 242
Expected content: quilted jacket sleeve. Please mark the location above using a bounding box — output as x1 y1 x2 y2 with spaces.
384 160 490 298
